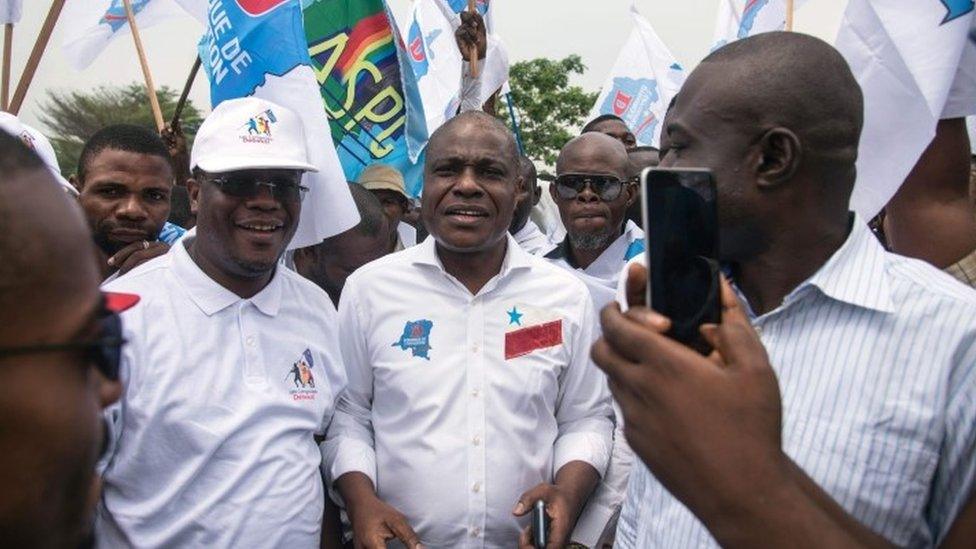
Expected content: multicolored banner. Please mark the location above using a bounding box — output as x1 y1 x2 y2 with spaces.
303 0 427 197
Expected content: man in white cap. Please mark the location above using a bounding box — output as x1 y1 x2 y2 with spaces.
0 111 78 196
96 97 347 547
357 164 417 251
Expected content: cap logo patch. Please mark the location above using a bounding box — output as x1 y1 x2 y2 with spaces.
19 131 36 151
240 108 277 144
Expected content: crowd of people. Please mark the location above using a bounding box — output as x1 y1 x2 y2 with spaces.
2 26 976 549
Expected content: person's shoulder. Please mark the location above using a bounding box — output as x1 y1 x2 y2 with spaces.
278 266 335 312
101 251 174 295
346 246 420 286
885 252 976 309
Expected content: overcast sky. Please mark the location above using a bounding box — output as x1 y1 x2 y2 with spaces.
11 0 847 131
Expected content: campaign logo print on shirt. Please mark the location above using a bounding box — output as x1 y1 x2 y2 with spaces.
286 349 317 401
505 305 563 360
240 109 278 144
392 320 434 360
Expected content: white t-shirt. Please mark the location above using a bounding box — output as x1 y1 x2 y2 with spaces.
97 238 346 548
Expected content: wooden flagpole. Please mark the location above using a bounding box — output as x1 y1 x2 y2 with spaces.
9 0 66 115
122 0 164 131
467 0 479 78
2 23 12 110
786 0 795 31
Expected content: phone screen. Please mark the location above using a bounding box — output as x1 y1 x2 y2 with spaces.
642 168 721 354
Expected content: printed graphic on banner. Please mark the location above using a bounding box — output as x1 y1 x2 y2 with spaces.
739 0 771 37
600 77 662 145
393 320 434 359
446 0 488 16
942 0 975 23
99 0 151 32
286 349 318 401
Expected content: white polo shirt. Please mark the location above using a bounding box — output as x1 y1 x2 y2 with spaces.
97 237 346 548
545 220 645 311
322 235 613 548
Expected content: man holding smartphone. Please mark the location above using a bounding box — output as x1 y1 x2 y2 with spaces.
605 32 976 548
545 133 643 310
322 111 613 548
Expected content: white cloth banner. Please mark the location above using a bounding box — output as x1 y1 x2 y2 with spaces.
0 0 22 24
836 0 975 219
588 3 684 147
712 0 807 50
401 0 464 138
61 0 205 71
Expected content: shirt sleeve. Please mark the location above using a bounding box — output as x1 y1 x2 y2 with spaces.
552 292 614 479
320 278 378 493
928 328 976 544
458 34 510 112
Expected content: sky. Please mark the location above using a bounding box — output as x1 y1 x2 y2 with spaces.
11 0 847 131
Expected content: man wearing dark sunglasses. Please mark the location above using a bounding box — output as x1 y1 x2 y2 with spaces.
545 133 643 310
0 130 133 547
95 98 348 547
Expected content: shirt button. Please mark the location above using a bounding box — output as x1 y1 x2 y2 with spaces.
245 336 255 347
470 527 481 537
472 435 481 446
472 481 481 493
471 389 480 398
471 344 479 353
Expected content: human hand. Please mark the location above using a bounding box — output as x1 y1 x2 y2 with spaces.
347 492 423 549
513 483 581 549
108 241 169 275
591 276 787 522
160 121 191 185
455 10 487 62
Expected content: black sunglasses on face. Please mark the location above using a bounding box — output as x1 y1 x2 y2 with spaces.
207 174 309 203
554 173 632 201
0 301 125 381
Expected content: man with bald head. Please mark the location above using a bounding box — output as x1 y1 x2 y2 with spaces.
0 131 125 546
596 32 976 548
545 132 643 309
323 111 613 548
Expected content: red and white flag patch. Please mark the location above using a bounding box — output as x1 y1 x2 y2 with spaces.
504 304 563 360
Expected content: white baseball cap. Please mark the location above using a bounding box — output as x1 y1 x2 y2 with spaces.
0 111 79 196
190 97 317 174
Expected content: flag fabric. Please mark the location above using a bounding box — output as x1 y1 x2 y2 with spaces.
835 0 975 219
200 0 358 248
588 3 685 147
711 0 807 50
303 0 427 197
60 0 204 71
0 0 22 24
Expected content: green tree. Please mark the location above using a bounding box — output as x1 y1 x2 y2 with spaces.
497 55 598 166
39 83 203 176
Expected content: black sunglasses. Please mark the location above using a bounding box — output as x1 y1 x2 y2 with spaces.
0 300 125 381
554 173 633 201
207 174 309 203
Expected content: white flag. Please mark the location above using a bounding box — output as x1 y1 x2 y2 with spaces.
0 0 22 24
711 0 806 50
61 0 205 71
588 3 684 147
836 0 975 219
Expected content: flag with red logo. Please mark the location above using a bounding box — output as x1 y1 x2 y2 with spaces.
588 2 684 147
504 305 564 360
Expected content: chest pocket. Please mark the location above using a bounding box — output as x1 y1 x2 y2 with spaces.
495 336 567 415
786 415 938 546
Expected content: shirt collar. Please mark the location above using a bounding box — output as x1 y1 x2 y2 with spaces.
544 220 642 266
173 236 283 317
789 214 895 314
412 233 534 278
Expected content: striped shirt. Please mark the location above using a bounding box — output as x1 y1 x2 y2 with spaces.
615 217 976 548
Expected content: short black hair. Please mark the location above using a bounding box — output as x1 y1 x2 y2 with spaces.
77 124 171 182
629 145 659 153
582 114 628 134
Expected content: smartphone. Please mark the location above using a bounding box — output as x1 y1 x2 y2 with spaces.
642 168 721 354
531 500 549 549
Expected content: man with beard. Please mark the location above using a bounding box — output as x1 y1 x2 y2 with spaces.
0 130 127 546
545 133 643 309
76 125 186 280
96 98 347 547
323 111 612 548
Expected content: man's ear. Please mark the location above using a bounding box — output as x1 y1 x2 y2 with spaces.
532 184 542 206
69 174 82 193
755 127 801 188
624 179 639 207
514 174 527 204
186 178 201 216
548 179 559 202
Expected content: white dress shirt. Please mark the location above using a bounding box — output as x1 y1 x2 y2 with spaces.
546 220 646 311
97 237 347 548
615 217 976 547
322 235 613 548
512 219 556 256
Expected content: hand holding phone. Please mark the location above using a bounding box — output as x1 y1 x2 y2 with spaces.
531 500 549 549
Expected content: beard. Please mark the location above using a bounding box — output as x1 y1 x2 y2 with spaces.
568 227 617 251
